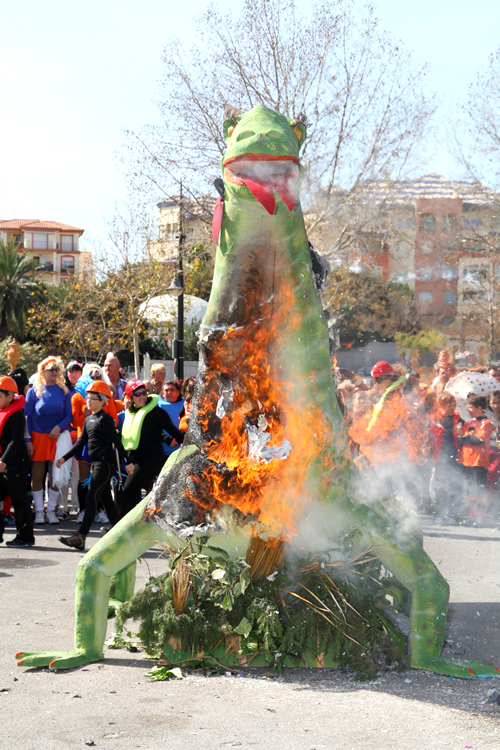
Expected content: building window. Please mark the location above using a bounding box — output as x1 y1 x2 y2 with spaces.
442 214 458 233
444 240 458 254
419 291 433 304
462 265 488 284
61 235 73 251
444 292 456 305
419 214 435 233
32 232 56 250
35 256 53 272
420 268 433 281
420 241 434 255
463 216 481 230
397 240 411 258
397 216 415 229
33 233 48 250
442 265 458 280
61 256 75 274
463 290 486 301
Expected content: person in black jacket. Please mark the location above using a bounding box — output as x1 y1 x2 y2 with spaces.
56 381 133 551
0 376 34 548
120 379 184 518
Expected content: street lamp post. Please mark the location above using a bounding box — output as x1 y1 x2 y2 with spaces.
166 183 186 381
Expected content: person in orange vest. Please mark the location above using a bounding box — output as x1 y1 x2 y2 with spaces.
0 377 34 547
458 394 492 526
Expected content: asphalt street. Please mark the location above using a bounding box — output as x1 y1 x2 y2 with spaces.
1 515 499 750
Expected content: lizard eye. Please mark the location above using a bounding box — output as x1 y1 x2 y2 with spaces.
294 126 302 142
228 125 235 137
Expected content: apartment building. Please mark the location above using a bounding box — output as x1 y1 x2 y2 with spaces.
0 219 85 284
147 196 210 261
309 174 500 335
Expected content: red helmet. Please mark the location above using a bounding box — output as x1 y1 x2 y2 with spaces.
125 379 145 398
0 376 19 394
371 361 394 378
85 380 112 399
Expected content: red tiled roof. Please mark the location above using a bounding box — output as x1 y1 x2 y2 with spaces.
0 219 84 233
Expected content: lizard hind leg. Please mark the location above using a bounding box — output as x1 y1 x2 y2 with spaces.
375 538 500 678
108 561 137 617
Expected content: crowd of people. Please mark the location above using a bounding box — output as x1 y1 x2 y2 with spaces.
1 347 497 552
338 351 500 527
0 353 195 550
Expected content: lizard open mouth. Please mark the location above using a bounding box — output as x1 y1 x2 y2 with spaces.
223 155 299 215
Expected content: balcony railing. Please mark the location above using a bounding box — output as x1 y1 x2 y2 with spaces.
24 239 57 250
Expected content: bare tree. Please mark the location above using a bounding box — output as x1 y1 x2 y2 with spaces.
452 56 500 358
92 205 173 376
121 0 435 234
456 47 500 187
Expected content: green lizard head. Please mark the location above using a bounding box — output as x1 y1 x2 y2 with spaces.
222 104 306 214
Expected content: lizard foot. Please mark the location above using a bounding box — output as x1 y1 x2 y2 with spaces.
16 649 103 670
414 656 500 679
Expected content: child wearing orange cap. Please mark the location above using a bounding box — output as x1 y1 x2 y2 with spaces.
56 382 133 550
0 376 34 547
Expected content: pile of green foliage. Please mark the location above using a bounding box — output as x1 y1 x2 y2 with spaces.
115 536 409 681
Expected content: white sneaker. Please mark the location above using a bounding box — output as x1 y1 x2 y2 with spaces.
34 511 45 524
95 511 109 524
75 511 85 523
56 508 69 520
45 510 59 525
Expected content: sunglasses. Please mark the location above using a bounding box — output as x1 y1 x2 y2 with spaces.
45 367 60 373
132 389 148 398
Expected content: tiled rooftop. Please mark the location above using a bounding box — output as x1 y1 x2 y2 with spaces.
350 174 499 208
0 219 84 233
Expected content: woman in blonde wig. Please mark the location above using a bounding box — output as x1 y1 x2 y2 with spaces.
24 357 73 524
150 363 167 395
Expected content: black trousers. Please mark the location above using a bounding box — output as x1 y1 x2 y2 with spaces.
79 461 119 537
0 460 34 543
119 455 166 518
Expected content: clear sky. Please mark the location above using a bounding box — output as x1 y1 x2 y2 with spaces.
1 0 499 251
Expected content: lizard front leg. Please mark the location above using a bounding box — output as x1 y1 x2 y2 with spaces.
17 499 167 670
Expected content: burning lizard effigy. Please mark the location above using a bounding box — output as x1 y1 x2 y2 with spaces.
17 105 498 678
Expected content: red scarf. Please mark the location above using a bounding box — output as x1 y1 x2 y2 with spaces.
0 394 25 453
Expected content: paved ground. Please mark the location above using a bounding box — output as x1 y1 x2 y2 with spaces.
1 515 499 750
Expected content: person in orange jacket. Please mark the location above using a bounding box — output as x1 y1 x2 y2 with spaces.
458 394 492 526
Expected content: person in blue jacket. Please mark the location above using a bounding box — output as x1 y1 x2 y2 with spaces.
158 380 184 458
24 357 72 524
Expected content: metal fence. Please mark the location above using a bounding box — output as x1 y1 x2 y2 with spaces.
125 360 199 381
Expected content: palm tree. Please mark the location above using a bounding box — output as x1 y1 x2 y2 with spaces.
0 238 45 340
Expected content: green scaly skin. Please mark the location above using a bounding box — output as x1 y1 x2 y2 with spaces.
17 105 498 679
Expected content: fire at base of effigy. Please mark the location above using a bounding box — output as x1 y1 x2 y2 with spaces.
120 298 412 679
